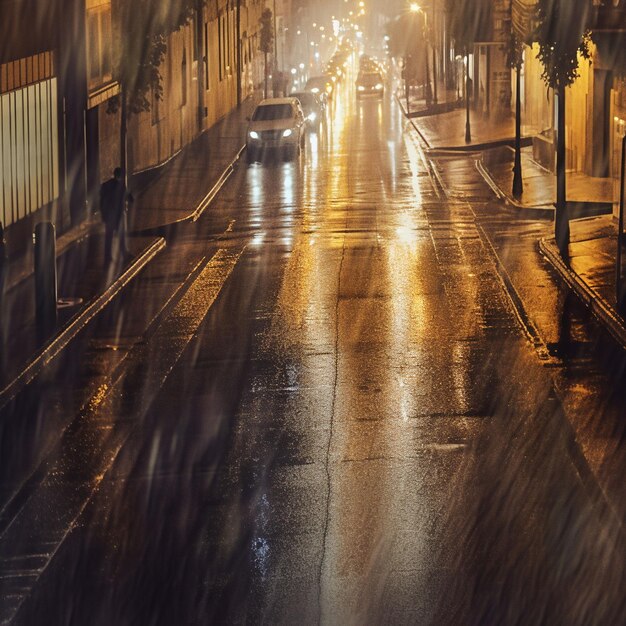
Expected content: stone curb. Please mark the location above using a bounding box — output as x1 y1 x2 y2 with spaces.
0 236 166 411
539 237 626 349
475 158 554 219
189 144 246 223
130 143 246 234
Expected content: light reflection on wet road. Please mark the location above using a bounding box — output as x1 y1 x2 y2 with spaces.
10 78 626 625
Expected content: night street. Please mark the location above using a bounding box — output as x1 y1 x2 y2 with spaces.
1 73 625 624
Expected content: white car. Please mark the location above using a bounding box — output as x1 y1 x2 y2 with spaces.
246 98 306 163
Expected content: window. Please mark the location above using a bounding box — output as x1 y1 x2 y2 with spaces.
252 104 293 121
86 2 113 91
1 78 59 227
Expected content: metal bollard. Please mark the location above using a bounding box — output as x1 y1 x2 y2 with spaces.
34 221 58 339
0 223 7 372
0 223 6 306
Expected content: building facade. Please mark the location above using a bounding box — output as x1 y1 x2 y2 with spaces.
1 0 265 252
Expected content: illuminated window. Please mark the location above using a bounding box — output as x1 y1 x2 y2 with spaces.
0 55 59 227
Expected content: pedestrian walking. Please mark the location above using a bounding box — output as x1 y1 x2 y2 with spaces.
99 167 133 264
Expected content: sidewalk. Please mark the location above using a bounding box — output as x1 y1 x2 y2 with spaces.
396 83 461 119
478 145 615 217
0 219 165 399
0 98 255 404
397 89 534 152
130 97 258 233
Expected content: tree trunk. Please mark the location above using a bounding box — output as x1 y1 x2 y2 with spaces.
264 51 268 99
465 53 471 143
512 63 523 199
120 91 128 185
432 43 438 105
555 84 569 258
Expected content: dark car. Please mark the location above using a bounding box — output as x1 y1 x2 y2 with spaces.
356 71 385 99
291 91 325 130
304 75 334 100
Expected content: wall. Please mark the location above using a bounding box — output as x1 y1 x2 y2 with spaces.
129 24 199 172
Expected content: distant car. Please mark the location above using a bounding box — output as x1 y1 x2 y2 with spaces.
359 55 385 76
291 91 325 130
246 98 306 163
305 75 334 99
356 71 385 99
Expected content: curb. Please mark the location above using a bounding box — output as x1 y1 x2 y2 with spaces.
130 144 246 235
190 144 246 223
426 136 533 155
395 93 432 148
539 237 626 349
475 158 554 219
0 236 166 411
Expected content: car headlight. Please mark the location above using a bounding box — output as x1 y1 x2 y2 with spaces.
282 129 293 137
375 83 383 90
307 112 317 122
249 130 259 139
358 85 365 91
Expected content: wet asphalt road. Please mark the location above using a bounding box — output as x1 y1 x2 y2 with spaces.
4 78 626 625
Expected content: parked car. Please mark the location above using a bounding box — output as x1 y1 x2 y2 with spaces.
291 91 325 130
356 71 385 99
246 98 306 163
